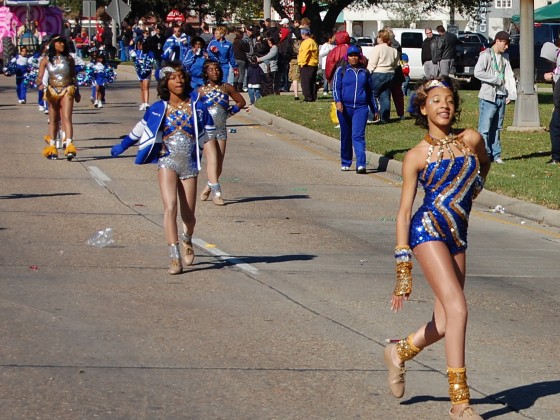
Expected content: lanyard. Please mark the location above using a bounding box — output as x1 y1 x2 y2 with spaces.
490 49 505 78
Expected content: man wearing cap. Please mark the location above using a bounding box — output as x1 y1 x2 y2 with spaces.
277 18 293 92
297 27 319 102
474 30 517 164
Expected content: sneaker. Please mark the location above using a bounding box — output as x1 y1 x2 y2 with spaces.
139 103 145 111
494 158 505 164
356 166 367 174
546 158 559 165
18 99 23 104
341 166 351 171
334 124 340 129
44 108 49 114
38 105 45 112
143 103 149 110
294 96 299 100
90 96 95 104
97 101 103 108
21 99 26 104
323 91 328 96
94 100 99 108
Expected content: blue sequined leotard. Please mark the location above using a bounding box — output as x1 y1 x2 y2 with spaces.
158 102 199 179
200 84 229 140
409 133 483 255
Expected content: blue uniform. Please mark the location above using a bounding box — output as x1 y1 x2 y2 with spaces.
207 38 237 82
132 49 155 80
409 135 483 254
183 49 207 89
332 64 376 168
162 34 190 62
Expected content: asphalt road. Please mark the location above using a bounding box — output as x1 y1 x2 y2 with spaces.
1 66 559 419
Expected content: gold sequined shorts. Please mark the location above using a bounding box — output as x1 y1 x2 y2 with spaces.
46 84 77 102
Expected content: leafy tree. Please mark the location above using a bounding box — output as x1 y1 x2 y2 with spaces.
270 0 490 42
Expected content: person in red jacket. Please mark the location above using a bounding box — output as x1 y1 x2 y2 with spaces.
400 52 411 96
324 31 351 82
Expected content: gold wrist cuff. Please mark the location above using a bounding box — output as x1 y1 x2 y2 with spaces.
394 261 412 296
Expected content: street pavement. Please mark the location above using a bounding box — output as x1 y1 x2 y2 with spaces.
0 65 559 419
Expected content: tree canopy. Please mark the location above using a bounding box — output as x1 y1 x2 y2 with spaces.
90 0 489 42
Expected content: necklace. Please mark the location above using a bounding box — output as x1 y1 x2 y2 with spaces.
424 132 456 146
167 99 190 113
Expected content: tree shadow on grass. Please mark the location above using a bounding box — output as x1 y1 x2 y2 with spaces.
503 151 550 161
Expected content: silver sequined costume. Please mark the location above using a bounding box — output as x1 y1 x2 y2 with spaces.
200 84 229 141
158 105 199 179
46 56 77 101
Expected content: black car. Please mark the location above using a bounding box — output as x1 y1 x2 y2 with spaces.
454 32 489 85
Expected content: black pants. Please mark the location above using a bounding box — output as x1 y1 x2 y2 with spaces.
549 108 560 160
300 65 318 102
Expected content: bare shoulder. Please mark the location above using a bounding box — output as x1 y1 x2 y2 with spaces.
457 128 483 150
402 142 427 171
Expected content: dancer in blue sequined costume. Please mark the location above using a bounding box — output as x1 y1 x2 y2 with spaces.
384 77 490 420
110 63 216 275
198 60 246 205
131 39 156 111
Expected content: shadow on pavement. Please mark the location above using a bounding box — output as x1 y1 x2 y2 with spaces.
400 380 560 419
1 192 81 200
227 194 310 204
482 380 560 418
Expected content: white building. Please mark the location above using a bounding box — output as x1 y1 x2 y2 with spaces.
331 0 553 40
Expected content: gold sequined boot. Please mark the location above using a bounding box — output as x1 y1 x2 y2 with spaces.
448 367 482 419
168 243 183 275
383 334 422 398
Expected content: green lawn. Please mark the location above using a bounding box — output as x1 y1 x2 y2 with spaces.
256 90 560 210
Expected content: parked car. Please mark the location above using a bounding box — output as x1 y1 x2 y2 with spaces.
355 36 374 47
454 32 490 86
390 28 426 80
507 23 560 81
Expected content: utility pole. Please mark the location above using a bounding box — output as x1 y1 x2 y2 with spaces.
264 0 271 20
510 0 541 130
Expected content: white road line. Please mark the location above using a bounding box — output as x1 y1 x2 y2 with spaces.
192 238 259 275
88 166 111 187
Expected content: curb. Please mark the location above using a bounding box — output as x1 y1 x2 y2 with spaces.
247 105 560 229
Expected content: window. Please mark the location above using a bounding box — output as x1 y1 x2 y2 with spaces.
400 32 423 48
495 0 512 8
